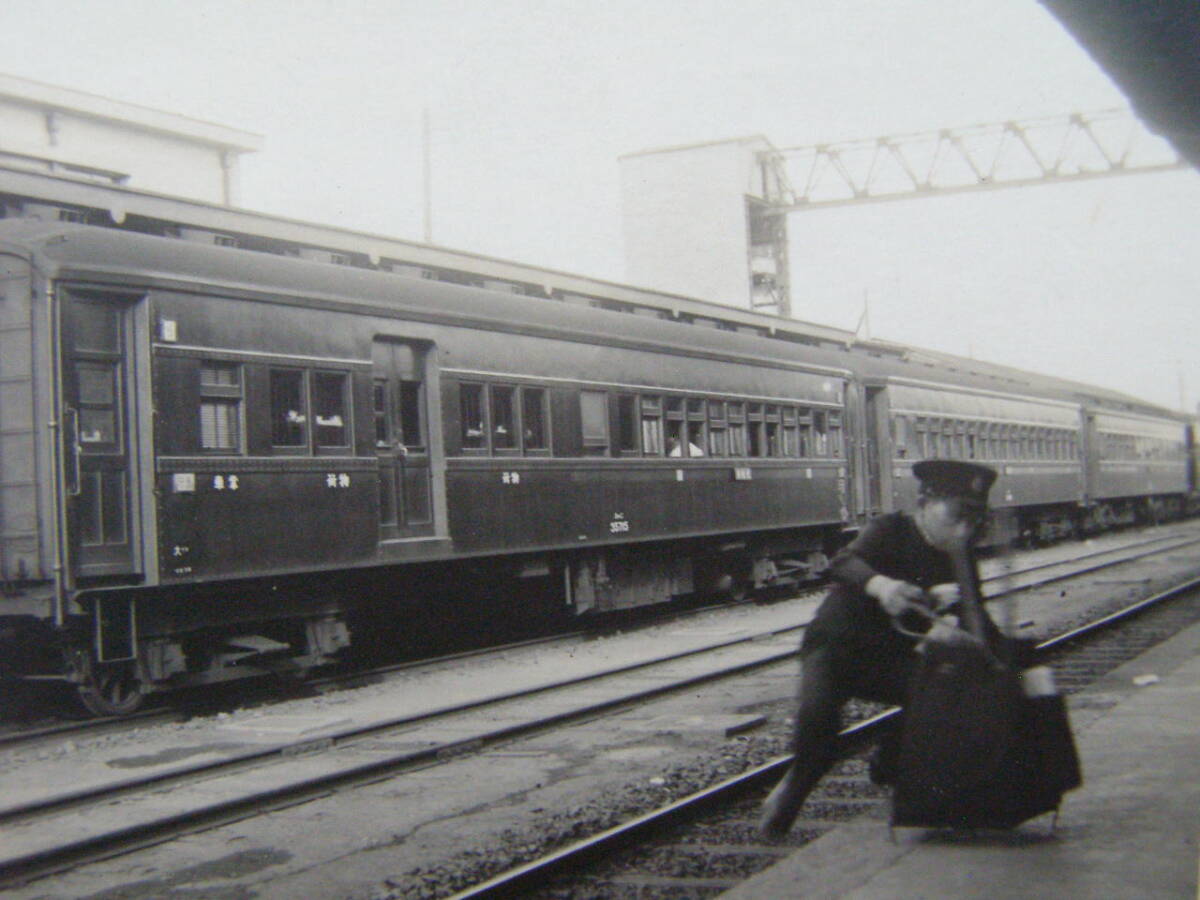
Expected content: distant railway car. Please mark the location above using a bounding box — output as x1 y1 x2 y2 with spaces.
863 377 1086 545
1082 407 1192 527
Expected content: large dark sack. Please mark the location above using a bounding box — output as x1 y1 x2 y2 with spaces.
891 638 1082 829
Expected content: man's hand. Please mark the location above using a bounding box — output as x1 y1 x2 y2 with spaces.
866 575 927 617
927 582 960 611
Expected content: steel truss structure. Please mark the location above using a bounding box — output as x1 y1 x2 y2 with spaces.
758 108 1185 212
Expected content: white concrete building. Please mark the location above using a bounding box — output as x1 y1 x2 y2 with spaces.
619 135 790 314
0 73 261 206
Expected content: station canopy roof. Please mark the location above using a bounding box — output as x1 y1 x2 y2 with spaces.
1041 0 1200 170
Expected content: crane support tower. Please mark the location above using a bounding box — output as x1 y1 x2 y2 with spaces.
619 110 1184 318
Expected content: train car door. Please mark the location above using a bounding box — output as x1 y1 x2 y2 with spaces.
372 338 434 540
60 293 142 578
843 380 878 523
863 385 891 516
1082 410 1099 506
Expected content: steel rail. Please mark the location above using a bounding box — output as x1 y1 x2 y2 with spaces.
1 540 1196 887
1 526 1190 754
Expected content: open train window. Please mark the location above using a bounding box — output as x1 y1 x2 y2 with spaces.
491 385 518 452
764 405 781 457
747 404 764 457
199 361 242 453
521 387 548 453
269 368 308 449
313 371 349 450
685 398 706 456
812 410 829 456
665 397 686 457
460 382 487 452
616 394 639 455
795 407 812 457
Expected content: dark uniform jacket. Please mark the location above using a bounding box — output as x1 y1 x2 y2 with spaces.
802 512 960 657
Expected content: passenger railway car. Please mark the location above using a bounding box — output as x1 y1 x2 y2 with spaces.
0 190 1193 714
0 219 855 713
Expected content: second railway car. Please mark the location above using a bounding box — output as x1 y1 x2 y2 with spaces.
0 213 1193 714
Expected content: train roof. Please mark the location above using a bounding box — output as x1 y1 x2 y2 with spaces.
0 165 856 347
0 216 1188 425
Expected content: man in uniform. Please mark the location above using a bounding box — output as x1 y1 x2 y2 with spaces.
758 458 998 838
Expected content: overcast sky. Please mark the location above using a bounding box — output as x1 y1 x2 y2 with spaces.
6 0 1199 410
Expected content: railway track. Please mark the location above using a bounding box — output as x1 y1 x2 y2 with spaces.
1 526 1198 892
1 523 1193 756
444 578 1200 900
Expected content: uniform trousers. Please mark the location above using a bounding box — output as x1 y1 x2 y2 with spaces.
767 639 918 828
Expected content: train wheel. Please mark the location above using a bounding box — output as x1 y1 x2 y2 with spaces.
75 657 144 717
710 571 750 603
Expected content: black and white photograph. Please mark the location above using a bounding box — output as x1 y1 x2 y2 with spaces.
0 2 1198 897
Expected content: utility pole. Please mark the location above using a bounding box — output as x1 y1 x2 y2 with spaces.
422 108 433 245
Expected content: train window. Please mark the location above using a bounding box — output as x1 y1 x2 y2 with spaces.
72 301 120 353
199 361 242 452
665 396 686 457
269 368 308 448
666 421 687 457
521 387 548 451
892 415 910 459
794 407 811 457
580 390 609 455
641 395 663 456
313 371 350 449
708 405 729 457
828 412 843 457
373 379 389 446
747 404 764 457
764 406 780 457
76 361 120 448
708 399 727 456
782 407 798 456
398 381 425 451
491 385 517 450
460 382 486 451
727 402 747 456
686 398 706 456
616 394 639 454
811 410 828 456
705 415 724 460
